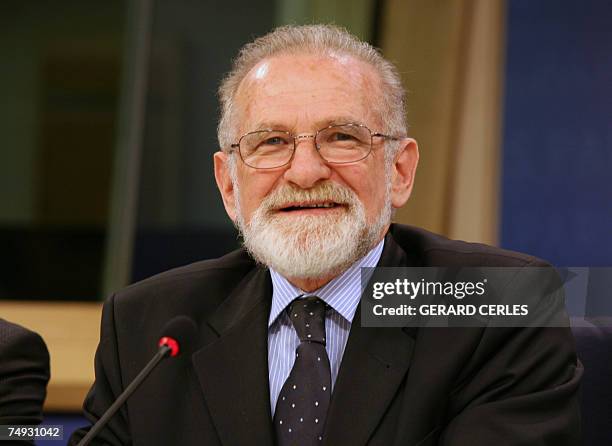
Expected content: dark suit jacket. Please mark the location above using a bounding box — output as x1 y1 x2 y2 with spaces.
0 319 50 445
70 224 582 445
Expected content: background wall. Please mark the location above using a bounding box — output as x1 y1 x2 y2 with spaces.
501 0 612 266
0 1 123 300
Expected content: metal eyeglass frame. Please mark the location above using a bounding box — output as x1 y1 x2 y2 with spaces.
228 123 403 169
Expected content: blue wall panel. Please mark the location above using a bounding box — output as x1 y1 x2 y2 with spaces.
501 0 612 266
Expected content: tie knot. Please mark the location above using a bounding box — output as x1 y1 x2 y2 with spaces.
288 296 326 344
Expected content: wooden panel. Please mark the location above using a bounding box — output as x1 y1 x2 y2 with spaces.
380 0 468 235
379 0 505 244
446 0 505 245
0 301 102 412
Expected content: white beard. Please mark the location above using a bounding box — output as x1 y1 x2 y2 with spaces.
234 180 391 281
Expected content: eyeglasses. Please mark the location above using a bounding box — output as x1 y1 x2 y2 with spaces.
228 123 402 169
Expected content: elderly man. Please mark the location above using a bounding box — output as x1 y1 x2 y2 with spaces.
70 25 581 445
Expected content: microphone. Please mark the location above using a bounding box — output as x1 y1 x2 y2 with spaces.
77 316 198 446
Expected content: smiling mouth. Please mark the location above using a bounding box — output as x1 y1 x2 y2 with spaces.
278 202 345 212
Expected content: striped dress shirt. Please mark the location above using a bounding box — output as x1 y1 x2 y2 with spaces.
267 239 384 415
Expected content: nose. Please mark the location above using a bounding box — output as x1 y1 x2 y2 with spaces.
283 135 332 188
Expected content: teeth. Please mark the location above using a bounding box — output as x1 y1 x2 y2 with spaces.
297 203 335 208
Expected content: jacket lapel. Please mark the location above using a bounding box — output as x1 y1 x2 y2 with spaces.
192 266 275 446
323 230 418 445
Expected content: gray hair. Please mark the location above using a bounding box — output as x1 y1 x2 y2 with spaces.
217 24 407 159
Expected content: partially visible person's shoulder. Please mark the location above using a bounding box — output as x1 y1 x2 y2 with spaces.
0 319 50 425
390 224 546 267
0 318 48 357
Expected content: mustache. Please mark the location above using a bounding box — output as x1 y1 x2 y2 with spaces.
258 182 358 213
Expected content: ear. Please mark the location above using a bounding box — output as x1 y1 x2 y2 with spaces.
214 151 238 222
390 138 419 208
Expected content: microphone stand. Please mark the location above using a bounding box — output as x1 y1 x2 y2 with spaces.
77 344 171 446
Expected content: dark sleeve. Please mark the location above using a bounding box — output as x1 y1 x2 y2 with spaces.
69 295 131 446
439 265 582 445
0 319 50 445
439 326 582 445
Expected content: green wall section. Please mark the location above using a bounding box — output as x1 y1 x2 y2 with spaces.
276 0 376 42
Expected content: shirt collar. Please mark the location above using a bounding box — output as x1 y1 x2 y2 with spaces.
268 238 385 327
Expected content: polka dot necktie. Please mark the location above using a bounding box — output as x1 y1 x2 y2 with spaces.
274 296 331 445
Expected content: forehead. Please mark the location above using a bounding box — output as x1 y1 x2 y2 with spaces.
235 52 382 131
